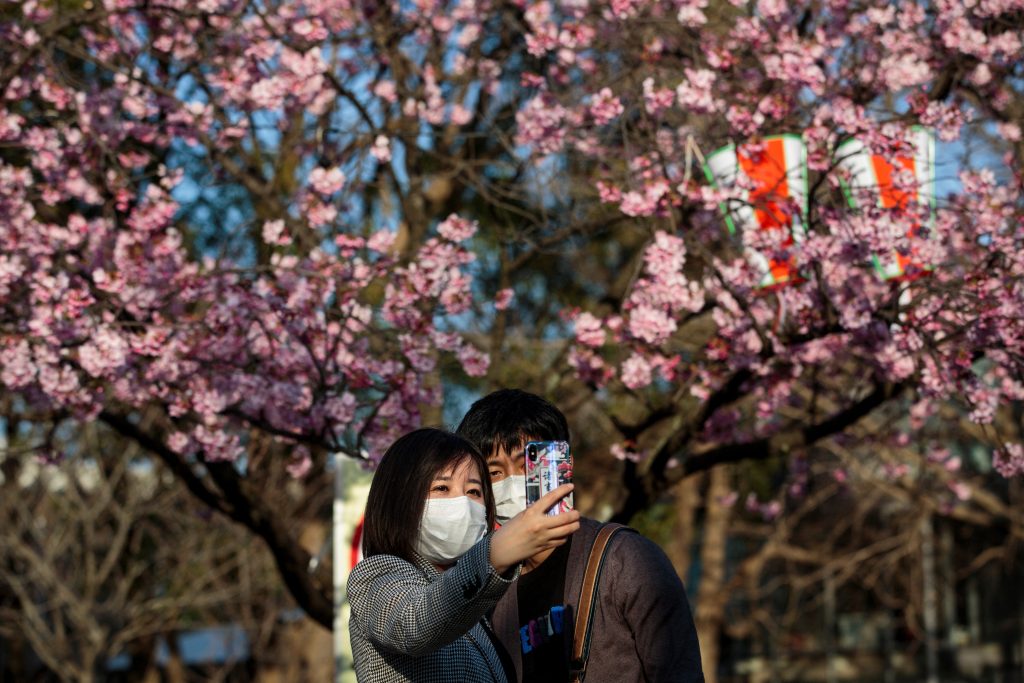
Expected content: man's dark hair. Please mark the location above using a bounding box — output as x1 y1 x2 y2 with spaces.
456 389 570 458
362 428 495 561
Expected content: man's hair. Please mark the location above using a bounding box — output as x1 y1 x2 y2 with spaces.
456 389 570 458
362 428 496 561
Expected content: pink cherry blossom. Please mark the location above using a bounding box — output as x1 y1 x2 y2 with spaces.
642 77 675 116
516 94 568 154
589 87 624 125
677 0 708 27
262 220 292 246
676 68 721 114
620 353 654 390
286 446 313 479
574 312 606 347
456 344 490 377
371 135 392 162
948 481 972 502
494 288 515 311
627 305 677 345
610 442 646 463
994 443 1024 477
308 166 346 195
436 214 478 242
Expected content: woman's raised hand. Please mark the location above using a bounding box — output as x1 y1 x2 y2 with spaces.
489 484 580 574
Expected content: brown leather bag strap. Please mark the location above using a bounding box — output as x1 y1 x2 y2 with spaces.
569 523 633 682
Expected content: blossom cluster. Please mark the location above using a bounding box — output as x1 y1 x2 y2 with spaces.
4 0 1024 485
0 0 519 471
511 0 1024 475
0 174 485 466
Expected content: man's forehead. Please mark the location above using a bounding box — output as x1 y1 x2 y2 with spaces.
487 440 534 461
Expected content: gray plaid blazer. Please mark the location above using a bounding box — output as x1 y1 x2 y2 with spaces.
347 533 518 682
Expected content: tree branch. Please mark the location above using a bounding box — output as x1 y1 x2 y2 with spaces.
681 381 906 476
611 380 905 523
100 411 334 628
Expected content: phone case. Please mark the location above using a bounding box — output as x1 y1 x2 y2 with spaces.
524 440 573 516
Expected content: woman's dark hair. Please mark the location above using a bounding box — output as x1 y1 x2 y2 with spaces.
455 389 570 459
362 428 495 561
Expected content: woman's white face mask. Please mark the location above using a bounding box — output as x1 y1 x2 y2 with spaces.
415 496 487 565
490 475 527 524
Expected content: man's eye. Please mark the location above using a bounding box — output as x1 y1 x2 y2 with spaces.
490 470 503 479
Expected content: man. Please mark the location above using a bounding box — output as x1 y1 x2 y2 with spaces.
457 389 704 683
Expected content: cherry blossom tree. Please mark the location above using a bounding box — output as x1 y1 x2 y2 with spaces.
2 0 1024 632
507 0 1024 521
1 0 509 626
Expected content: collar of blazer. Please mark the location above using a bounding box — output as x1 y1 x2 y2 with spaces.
411 552 443 576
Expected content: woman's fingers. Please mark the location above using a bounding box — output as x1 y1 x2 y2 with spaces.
542 512 580 534
531 513 579 544
548 509 580 524
547 520 581 540
532 483 574 513
522 509 578 534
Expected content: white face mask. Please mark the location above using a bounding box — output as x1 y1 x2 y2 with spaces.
415 496 487 565
491 475 527 524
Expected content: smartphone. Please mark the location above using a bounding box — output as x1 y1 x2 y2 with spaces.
524 440 573 516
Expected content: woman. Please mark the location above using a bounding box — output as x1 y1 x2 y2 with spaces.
348 428 579 682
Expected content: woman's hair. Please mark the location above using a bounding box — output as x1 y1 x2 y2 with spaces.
362 428 496 561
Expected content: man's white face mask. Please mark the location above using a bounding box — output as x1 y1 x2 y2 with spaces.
490 475 527 524
415 496 487 565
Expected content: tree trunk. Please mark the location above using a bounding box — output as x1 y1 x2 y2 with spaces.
669 475 700 581
824 571 837 683
694 466 732 683
418 349 444 427
142 663 161 683
921 514 940 683
165 634 187 683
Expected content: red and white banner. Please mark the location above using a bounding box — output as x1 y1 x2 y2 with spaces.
836 128 935 280
704 135 808 289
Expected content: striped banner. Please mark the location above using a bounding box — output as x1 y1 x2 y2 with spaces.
836 128 935 280
703 135 808 289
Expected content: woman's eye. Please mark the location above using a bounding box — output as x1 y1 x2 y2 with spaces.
431 484 449 493
467 488 483 498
